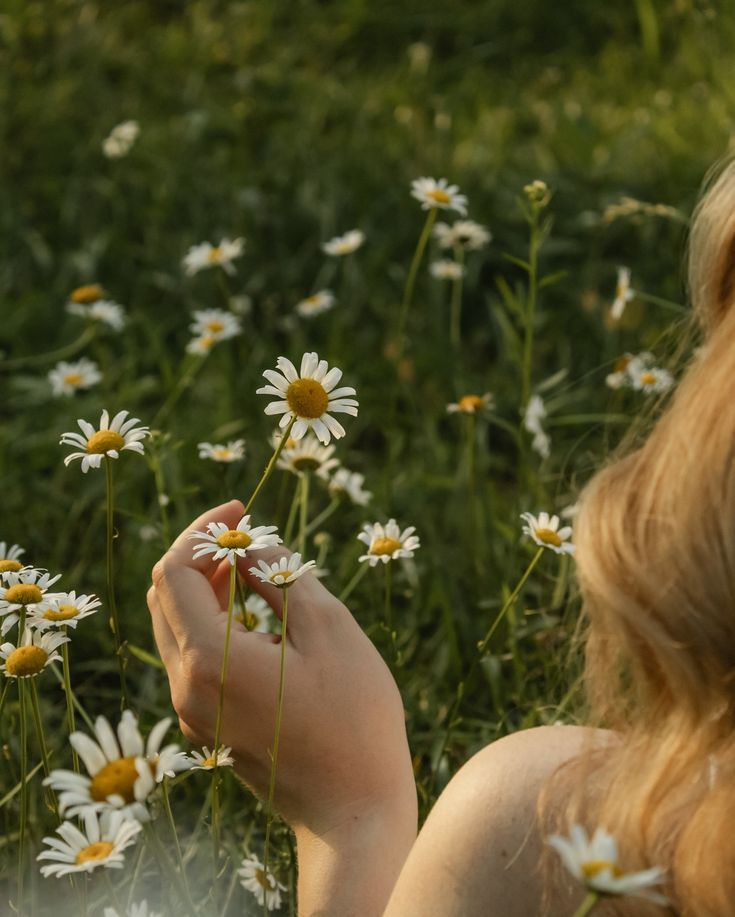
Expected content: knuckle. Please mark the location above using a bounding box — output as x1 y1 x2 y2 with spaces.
151 555 172 587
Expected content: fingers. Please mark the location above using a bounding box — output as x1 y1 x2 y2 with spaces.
146 585 180 675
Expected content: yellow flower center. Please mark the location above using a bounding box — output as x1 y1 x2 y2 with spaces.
336 243 352 254
270 571 292 585
613 355 632 372
0 560 23 574
255 868 274 890
90 756 148 803
639 372 657 386
212 448 233 460
371 537 402 556
206 320 224 333
286 379 329 419
242 609 261 630
63 373 83 386
207 247 223 263
199 335 216 350
70 284 104 304
86 430 125 454
6 645 49 677
216 530 252 550
427 189 451 205
457 395 484 413
44 604 79 621
534 527 562 547
581 860 622 879
292 456 321 472
4 584 43 605
75 841 115 865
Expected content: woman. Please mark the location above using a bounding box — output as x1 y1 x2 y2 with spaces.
147 161 735 915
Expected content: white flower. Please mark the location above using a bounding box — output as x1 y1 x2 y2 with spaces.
48 358 103 397
182 238 245 276
38 809 142 878
257 352 358 445
102 120 140 159
234 593 274 631
0 542 25 576
198 439 247 463
67 299 127 331
322 229 365 256
548 825 668 904
186 334 220 355
610 266 635 321
357 520 420 566
433 219 491 250
0 569 63 635
631 366 674 394
189 308 242 341
238 854 287 910
189 515 280 566
249 553 317 588
44 710 184 820
523 395 551 460
187 745 234 771
27 591 102 631
605 353 638 389
104 902 161 917
277 436 340 479
0 629 69 678
430 259 465 280
411 177 468 216
605 352 671 393
138 525 159 543
295 290 336 318
60 409 150 473
447 393 494 414
328 468 372 506
520 512 575 555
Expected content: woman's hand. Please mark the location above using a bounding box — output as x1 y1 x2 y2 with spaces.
147 498 417 841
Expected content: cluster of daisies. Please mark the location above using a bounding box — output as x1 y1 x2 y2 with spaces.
606 351 674 394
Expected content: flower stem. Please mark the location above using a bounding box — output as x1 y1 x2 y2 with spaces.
17 678 28 912
144 822 199 917
572 891 600 917
282 476 301 547
397 208 438 348
304 497 340 538
162 778 198 914
339 562 368 603
384 562 393 633
1 325 96 371
60 638 80 772
105 457 128 710
449 244 466 348
211 562 238 879
298 471 310 558
152 355 207 430
263 587 289 909
520 211 540 412
243 416 297 517
476 548 544 655
29 678 58 819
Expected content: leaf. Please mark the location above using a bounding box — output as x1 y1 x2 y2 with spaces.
127 644 164 669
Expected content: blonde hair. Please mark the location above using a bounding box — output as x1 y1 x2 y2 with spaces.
548 159 735 915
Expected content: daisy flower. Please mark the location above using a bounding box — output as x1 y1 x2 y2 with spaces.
190 515 280 566
605 353 638 389
238 854 287 910
523 394 551 460
446 393 494 414
198 439 247 463
277 436 340 479
68 284 105 306
434 219 491 251
60 409 150 473
257 352 358 445
610 266 635 321
249 553 317 588
0 629 69 678
0 569 63 635
37 810 142 878
48 358 102 397
187 745 234 771
189 308 242 341
27 590 102 631
322 229 365 256
521 512 575 555
234 593 274 631
186 334 219 355
67 299 127 331
102 120 140 159
411 177 468 216
357 520 420 566
182 238 245 276
548 824 668 905
631 366 674 394
104 903 161 917
295 290 336 318
430 259 465 280
328 469 372 506
44 710 184 820
0 542 25 576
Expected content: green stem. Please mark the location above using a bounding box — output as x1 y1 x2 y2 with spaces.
384 563 393 633
298 471 310 558
211 563 238 878
520 214 540 412
0 678 9 723
1 325 96 371
105 458 128 709
50 662 94 731
477 548 544 655
18 678 27 913
162 778 198 914
151 356 206 430
304 497 340 538
29 679 58 819
572 890 600 917
149 445 172 546
243 416 297 517
60 638 79 772
397 208 438 348
282 476 301 547
339 562 368 603
215 267 233 308
449 245 466 348
263 588 289 910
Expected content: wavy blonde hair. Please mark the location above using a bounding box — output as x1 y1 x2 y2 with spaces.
546 159 735 915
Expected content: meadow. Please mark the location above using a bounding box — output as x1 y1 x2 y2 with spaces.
0 1 732 913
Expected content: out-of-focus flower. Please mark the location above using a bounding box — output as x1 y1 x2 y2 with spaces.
238 854 287 910
60 410 150 473
277 436 339 479
322 230 365 257
523 179 551 209
610 267 635 321
186 745 234 771
48 358 102 397
411 177 468 216
68 284 105 306
328 469 372 506
250 553 317 588
523 395 551 459
295 290 336 318
198 440 246 463
520 512 575 556
67 300 127 331
257 352 358 445
102 120 140 159
630 366 674 394
234 593 273 631
190 516 280 566
190 308 242 341
182 238 245 276
38 810 142 878
433 220 491 251
447 393 494 415
0 629 69 678
430 259 465 280
605 352 672 394
357 520 420 566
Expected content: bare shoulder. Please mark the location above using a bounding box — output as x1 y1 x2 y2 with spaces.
385 725 616 917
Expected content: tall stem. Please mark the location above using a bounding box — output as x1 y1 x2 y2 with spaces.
298 471 310 558
17 678 27 914
262 587 290 911
396 208 438 349
243 416 297 517
449 245 466 348
304 497 340 538
520 214 539 412
572 890 600 917
384 563 393 633
29 679 58 819
60 637 79 772
105 457 128 709
476 548 544 655
339 562 368 603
